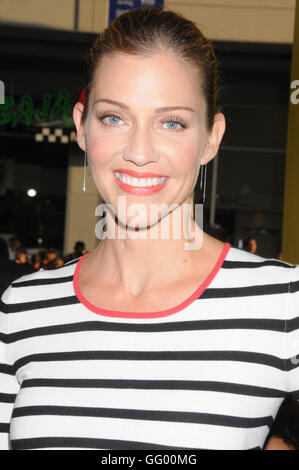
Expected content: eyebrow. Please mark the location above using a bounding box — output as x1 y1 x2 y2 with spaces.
94 98 195 113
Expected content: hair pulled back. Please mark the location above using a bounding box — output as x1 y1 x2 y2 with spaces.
81 6 222 131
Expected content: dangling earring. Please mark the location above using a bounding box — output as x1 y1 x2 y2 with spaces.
200 163 207 204
83 150 87 192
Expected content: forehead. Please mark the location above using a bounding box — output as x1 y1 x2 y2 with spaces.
92 51 204 109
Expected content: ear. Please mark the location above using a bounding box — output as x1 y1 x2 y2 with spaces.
201 112 226 165
73 102 87 152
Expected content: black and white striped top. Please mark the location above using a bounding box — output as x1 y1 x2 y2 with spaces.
0 242 299 450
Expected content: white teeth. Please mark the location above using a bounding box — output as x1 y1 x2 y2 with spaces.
115 172 166 187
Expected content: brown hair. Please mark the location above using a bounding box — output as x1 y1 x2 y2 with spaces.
81 6 222 131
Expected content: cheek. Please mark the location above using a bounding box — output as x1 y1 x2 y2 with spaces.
173 142 200 176
87 133 114 168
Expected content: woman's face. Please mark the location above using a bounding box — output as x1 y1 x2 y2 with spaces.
74 50 225 229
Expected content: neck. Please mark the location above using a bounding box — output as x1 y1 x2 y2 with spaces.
88 199 207 297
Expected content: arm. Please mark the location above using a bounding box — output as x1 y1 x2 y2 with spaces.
0 286 20 450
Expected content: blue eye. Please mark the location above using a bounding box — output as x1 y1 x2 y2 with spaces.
100 114 123 125
108 115 122 124
161 116 187 131
164 121 180 130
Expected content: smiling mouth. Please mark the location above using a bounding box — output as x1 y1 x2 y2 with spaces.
115 171 167 187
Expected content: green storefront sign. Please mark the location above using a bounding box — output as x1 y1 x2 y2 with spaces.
0 89 75 127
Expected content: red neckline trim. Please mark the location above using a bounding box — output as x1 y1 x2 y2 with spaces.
73 242 231 319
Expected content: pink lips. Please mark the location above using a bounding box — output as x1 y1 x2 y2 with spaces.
113 170 168 196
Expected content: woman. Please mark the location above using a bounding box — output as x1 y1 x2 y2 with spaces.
0 7 298 450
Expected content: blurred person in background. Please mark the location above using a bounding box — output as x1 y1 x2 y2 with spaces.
54 258 64 268
8 236 22 261
243 236 258 254
15 247 32 269
45 246 58 269
31 253 42 271
41 251 49 269
63 240 87 263
0 237 35 298
40 246 58 270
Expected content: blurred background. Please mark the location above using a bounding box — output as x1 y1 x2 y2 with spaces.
0 0 299 270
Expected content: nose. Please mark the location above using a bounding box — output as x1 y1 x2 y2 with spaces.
122 125 159 166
